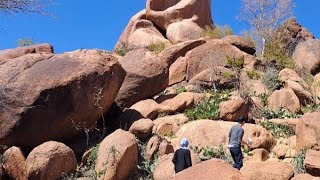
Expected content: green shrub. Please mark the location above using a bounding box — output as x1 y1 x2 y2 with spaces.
293 149 306 174
302 102 320 114
147 42 166 54
260 120 295 138
137 154 158 180
222 71 234 79
257 93 269 107
262 68 282 91
246 70 261 80
190 145 233 164
264 41 295 70
176 85 186 94
201 25 234 39
114 47 128 56
261 107 300 119
17 38 34 47
225 56 244 71
184 91 230 120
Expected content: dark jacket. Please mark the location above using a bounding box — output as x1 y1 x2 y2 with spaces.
172 148 192 173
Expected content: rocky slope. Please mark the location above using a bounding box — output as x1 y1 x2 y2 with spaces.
1 0 320 180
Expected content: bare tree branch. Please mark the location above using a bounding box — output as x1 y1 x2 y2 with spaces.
0 0 52 15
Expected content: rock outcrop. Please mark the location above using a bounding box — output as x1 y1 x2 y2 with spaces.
174 159 248 180
241 161 294 180
304 149 320 176
26 141 77 180
2 147 27 180
95 129 138 180
0 49 126 149
296 112 320 150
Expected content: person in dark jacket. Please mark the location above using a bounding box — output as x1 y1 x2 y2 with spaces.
228 115 250 170
172 138 192 173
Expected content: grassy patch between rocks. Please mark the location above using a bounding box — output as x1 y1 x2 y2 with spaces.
260 120 295 138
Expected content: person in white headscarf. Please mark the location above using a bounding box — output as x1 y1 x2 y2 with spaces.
172 138 192 173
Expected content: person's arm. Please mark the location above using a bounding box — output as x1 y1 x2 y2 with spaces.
228 128 232 144
239 128 249 147
185 150 192 168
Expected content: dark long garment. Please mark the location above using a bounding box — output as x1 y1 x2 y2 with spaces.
172 148 192 173
229 146 243 170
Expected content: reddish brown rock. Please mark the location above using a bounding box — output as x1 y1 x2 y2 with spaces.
0 49 125 149
146 136 160 160
129 118 154 140
292 174 320 180
239 71 269 95
153 114 188 137
174 159 248 180
146 0 213 43
188 66 238 89
158 140 174 157
169 57 187 85
296 112 320 150
219 97 248 122
115 49 169 109
2 147 27 180
241 161 294 180
114 10 146 49
267 88 301 113
126 19 171 50
284 80 312 105
173 120 275 151
312 73 320 104
222 35 256 55
153 153 175 180
250 148 269 162
304 149 320 177
95 129 138 180
186 39 258 80
272 19 314 57
26 141 77 180
0 43 53 61
279 68 308 88
293 39 320 75
274 144 289 159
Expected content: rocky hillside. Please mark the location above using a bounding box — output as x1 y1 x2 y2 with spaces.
1 0 320 180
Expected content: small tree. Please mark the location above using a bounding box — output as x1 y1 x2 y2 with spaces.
239 0 294 59
0 0 51 15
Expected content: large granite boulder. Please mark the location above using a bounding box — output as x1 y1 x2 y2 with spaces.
0 48 126 149
146 0 214 43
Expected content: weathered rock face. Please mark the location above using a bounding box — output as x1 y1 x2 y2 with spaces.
173 120 275 151
267 88 301 113
152 114 189 137
304 149 320 176
2 147 27 180
239 71 269 96
95 129 138 180
249 148 269 162
129 118 154 140
312 74 320 104
119 92 201 128
284 80 312 105
241 161 294 180
146 0 214 43
293 39 320 75
153 153 175 180
174 159 248 180
272 19 314 57
115 10 146 50
186 39 258 80
26 141 77 180
296 112 320 150
0 43 53 61
221 35 256 55
115 49 168 109
292 173 320 180
188 66 238 89
219 97 248 122
279 68 308 88
0 49 126 149
169 57 187 85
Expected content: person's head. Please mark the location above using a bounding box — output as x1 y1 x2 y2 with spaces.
180 138 189 148
237 115 246 126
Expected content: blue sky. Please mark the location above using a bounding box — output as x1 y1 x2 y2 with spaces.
0 0 318 53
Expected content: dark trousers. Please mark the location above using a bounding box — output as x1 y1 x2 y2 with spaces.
229 146 243 170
